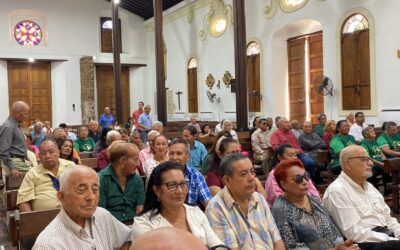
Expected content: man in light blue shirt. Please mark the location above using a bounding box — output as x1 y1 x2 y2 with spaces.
182 125 207 170
138 105 152 143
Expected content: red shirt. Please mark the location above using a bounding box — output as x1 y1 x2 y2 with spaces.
322 131 334 149
132 109 143 128
270 128 302 152
206 171 224 188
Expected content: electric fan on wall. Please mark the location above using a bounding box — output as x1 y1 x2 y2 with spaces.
313 76 334 96
206 90 220 103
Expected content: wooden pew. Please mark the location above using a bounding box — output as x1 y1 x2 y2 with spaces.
81 157 98 169
6 173 25 191
384 158 400 214
78 151 93 159
316 150 336 194
7 190 18 246
14 208 60 249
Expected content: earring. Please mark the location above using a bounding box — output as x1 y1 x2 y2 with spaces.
157 196 160 202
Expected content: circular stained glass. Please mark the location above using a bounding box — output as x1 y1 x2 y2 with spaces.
14 20 42 46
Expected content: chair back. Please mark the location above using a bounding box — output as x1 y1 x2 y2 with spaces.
6 173 25 190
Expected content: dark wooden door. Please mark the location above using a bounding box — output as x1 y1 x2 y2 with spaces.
247 54 261 112
288 38 306 123
188 68 198 113
308 32 324 124
341 29 370 110
8 62 52 128
96 66 130 123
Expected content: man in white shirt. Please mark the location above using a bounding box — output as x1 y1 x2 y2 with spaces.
349 112 368 143
323 145 400 249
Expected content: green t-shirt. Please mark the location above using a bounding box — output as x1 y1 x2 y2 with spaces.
98 165 145 222
361 139 383 162
315 124 325 138
330 134 356 169
376 133 400 151
73 137 95 152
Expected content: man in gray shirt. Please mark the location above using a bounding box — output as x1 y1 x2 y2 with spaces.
0 101 30 178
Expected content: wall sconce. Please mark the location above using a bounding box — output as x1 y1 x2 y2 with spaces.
223 71 233 87
205 73 215 90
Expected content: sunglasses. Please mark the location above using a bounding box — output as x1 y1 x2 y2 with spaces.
289 172 310 184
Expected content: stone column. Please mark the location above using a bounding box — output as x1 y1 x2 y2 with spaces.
80 56 95 125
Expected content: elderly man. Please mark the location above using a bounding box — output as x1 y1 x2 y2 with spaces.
182 125 207 170
98 143 144 224
97 130 121 170
251 118 271 171
271 117 317 177
0 101 31 178
33 166 132 249
99 106 115 129
138 105 152 143
349 112 368 143
151 121 164 134
132 101 144 130
315 113 327 137
290 120 302 139
88 120 101 143
32 121 46 147
323 145 400 249
188 116 201 134
169 138 211 208
299 121 326 161
17 140 75 212
206 153 284 250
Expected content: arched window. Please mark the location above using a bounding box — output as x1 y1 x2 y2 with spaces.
100 17 121 53
246 41 261 112
187 58 198 113
341 13 370 110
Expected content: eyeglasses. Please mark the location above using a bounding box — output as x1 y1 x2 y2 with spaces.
348 156 372 163
162 181 188 191
289 172 310 184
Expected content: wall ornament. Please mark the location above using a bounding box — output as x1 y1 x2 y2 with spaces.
199 0 233 41
205 73 215 90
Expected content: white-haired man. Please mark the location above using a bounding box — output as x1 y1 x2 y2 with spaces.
33 166 131 249
323 145 400 249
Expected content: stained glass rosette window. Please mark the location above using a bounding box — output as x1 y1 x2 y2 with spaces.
14 20 42 46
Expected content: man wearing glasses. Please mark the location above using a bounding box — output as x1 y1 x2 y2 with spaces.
17 140 75 212
206 153 285 250
323 145 400 249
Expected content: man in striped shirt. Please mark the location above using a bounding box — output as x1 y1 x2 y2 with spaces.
33 166 131 250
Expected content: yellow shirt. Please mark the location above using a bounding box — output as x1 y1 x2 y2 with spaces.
16 159 75 211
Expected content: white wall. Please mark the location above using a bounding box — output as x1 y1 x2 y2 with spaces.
0 0 148 125
144 0 400 126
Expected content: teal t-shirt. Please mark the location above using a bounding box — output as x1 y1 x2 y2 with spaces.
361 139 383 162
73 137 95 152
315 124 325 138
376 133 400 151
330 134 356 169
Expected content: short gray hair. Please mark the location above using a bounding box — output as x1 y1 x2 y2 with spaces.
59 166 99 193
361 126 373 137
106 130 121 141
153 121 163 127
221 153 248 176
339 145 366 168
169 137 190 154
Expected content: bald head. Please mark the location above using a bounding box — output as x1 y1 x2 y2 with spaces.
340 145 373 183
109 142 139 164
11 101 30 122
131 228 207 250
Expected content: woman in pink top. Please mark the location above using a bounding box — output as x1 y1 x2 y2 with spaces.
265 144 320 207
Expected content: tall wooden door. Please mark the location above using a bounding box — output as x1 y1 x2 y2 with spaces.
96 66 130 123
188 68 198 113
288 38 306 123
8 62 52 128
341 29 370 110
247 54 261 112
308 32 324 124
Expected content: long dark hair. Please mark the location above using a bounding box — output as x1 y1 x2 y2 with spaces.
270 144 293 169
209 137 238 176
140 161 185 219
56 138 79 164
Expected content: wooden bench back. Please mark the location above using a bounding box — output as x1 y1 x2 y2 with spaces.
6 173 25 191
383 158 400 214
81 158 98 169
317 150 331 164
6 190 18 211
79 151 93 159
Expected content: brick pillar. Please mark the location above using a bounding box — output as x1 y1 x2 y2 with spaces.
80 56 95 125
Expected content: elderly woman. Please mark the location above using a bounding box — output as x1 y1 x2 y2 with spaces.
132 161 223 248
222 119 237 140
129 130 145 150
272 159 358 250
143 135 169 187
346 112 355 127
377 121 400 158
330 120 356 175
323 120 336 148
73 126 95 152
265 144 320 207
206 137 267 197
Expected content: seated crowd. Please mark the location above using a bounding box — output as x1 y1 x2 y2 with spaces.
2 101 400 249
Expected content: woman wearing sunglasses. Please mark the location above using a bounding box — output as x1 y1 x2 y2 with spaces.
265 144 320 207
132 161 224 248
272 159 359 250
